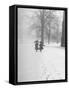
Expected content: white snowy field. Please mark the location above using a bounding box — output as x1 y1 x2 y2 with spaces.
18 38 65 82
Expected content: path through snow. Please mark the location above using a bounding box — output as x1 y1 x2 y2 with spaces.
18 39 65 82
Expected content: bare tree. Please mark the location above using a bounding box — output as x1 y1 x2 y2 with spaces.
40 10 45 44
31 9 60 44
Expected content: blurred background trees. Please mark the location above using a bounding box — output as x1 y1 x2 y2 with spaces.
30 9 64 46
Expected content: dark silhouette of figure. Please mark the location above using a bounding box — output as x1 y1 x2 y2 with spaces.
34 40 45 52
34 40 39 52
39 41 45 52
39 41 43 52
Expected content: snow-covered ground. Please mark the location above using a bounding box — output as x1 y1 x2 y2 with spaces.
18 38 65 82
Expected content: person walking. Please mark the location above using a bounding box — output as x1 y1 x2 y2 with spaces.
34 40 39 52
39 41 43 52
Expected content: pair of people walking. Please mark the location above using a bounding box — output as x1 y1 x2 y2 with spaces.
34 40 45 52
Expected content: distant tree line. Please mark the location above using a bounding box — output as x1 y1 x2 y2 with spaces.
30 9 65 47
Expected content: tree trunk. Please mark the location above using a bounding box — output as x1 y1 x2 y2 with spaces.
56 29 59 44
48 22 51 44
61 12 65 47
48 29 50 44
41 10 45 44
